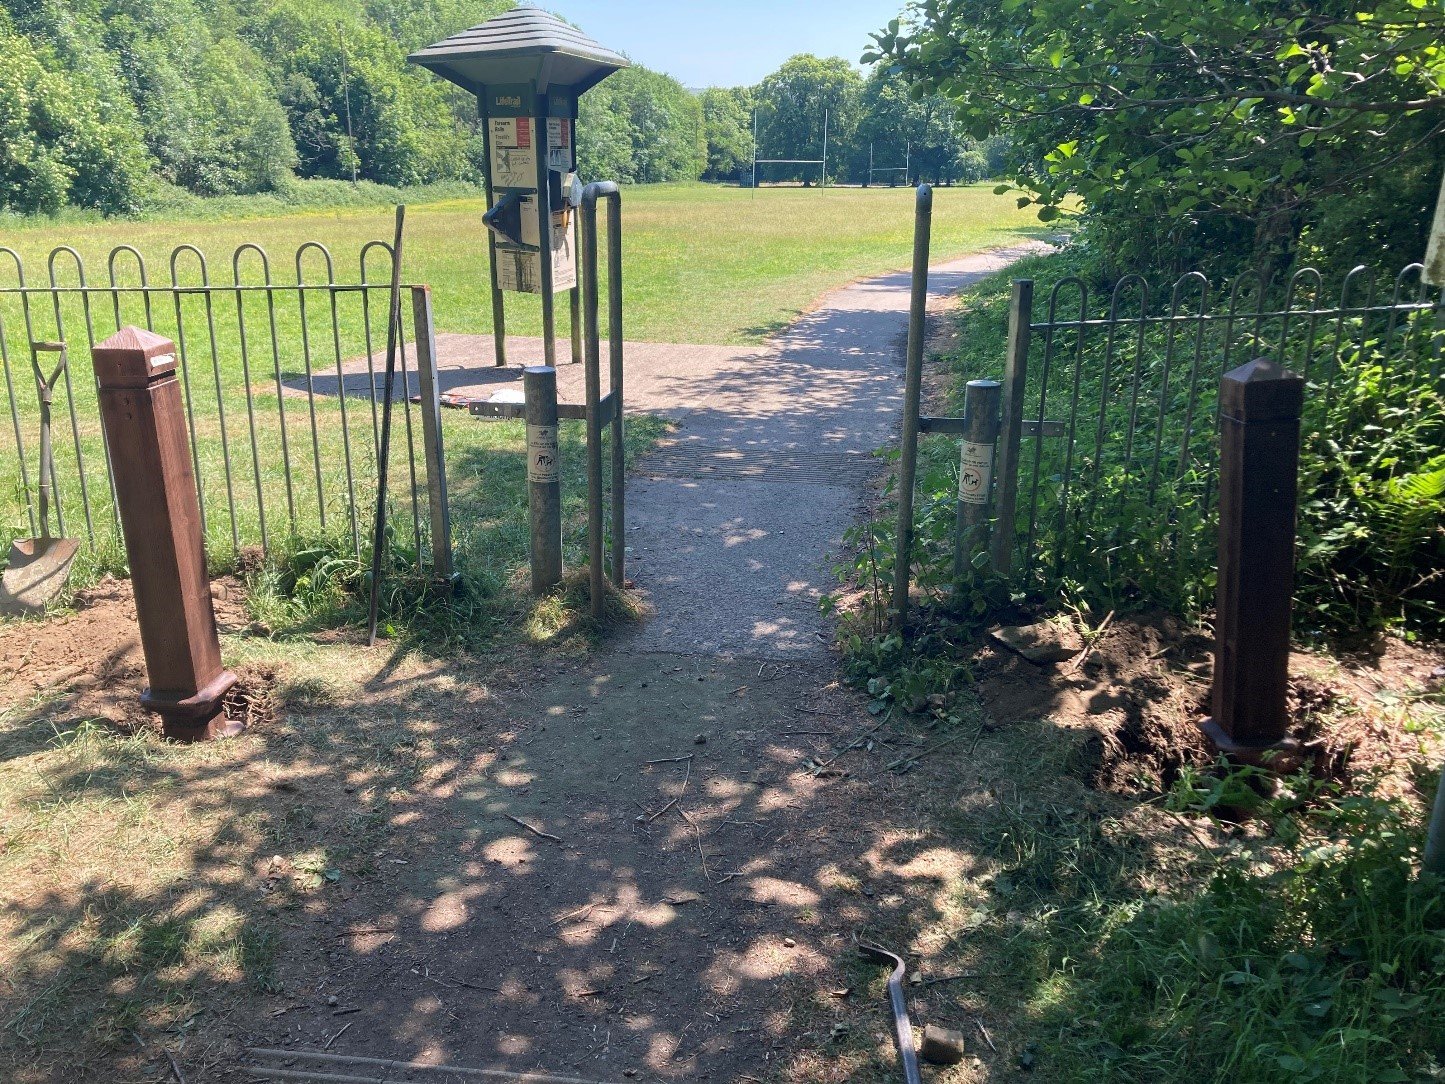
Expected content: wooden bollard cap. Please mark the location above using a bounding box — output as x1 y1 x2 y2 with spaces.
1220 357 1304 422
92 326 177 390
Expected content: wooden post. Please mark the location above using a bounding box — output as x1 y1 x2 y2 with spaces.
524 365 562 594
1200 357 1304 760
409 286 454 585
954 379 1001 579
890 184 932 629
92 327 238 741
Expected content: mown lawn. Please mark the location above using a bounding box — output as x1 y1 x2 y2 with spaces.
0 182 1051 346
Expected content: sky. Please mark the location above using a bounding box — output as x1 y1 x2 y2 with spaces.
535 0 903 88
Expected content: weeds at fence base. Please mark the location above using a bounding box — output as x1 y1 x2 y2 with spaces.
522 569 648 646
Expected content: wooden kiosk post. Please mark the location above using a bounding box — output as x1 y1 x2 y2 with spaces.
92 327 238 741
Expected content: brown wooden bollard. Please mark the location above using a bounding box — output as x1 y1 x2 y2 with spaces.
1200 357 1305 762
93 327 239 741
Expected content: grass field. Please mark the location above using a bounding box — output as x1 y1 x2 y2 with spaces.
0 182 1052 345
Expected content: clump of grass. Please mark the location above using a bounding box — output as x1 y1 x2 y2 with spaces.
523 568 648 645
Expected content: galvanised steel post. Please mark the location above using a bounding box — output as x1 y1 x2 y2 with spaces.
92 326 238 740
581 191 605 616
1200 357 1305 760
524 365 563 594
990 279 1033 575
605 187 625 588
953 379 1002 580
891 184 932 629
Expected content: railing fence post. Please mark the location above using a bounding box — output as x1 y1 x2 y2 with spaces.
410 286 453 585
990 279 1032 576
1200 357 1304 762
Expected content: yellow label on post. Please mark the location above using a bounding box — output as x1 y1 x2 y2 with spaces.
959 441 994 505
527 424 559 483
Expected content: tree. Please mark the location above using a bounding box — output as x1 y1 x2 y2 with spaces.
578 65 704 184
0 13 150 213
870 0 1445 276
753 55 862 184
700 87 753 180
854 66 976 185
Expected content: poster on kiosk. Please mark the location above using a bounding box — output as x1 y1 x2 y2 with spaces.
485 90 578 295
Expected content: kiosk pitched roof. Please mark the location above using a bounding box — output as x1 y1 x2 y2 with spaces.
407 8 628 95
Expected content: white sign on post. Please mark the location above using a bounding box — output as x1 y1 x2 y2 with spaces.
489 117 536 189
527 424 560 483
547 117 572 171
958 441 995 505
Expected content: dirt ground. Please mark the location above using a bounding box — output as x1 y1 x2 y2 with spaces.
2 580 1440 1084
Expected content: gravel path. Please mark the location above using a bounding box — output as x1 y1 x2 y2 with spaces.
621 246 1046 658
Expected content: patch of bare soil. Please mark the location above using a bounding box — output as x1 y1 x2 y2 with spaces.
0 575 255 733
971 610 1444 795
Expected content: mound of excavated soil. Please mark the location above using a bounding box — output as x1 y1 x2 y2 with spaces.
972 610 1444 795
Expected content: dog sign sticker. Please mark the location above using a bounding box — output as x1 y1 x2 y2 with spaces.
958 441 994 505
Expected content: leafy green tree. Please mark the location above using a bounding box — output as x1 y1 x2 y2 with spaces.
754 54 862 184
578 65 704 184
854 66 971 185
869 0 1445 276
0 12 150 213
700 86 753 180
247 0 472 187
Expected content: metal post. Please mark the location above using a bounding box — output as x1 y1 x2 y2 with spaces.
606 189 625 587
1200 358 1305 760
752 110 758 191
1426 776 1445 876
479 105 508 367
533 91 557 368
410 286 453 584
92 326 238 741
821 108 829 189
570 286 583 365
953 379 1001 580
990 279 1033 575
524 365 563 593
581 196 605 617
891 184 932 629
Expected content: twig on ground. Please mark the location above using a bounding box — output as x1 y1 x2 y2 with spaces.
505 814 563 844
164 1050 186 1084
973 1018 997 1053
884 726 979 772
808 717 892 775
323 1023 351 1051
645 754 695 766
548 904 595 928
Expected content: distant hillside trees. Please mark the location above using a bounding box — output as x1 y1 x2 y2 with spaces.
0 3 1010 216
700 87 754 181
579 67 705 184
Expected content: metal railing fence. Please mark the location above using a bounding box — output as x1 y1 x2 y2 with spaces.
0 242 447 574
989 263 1444 593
